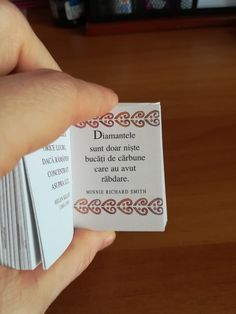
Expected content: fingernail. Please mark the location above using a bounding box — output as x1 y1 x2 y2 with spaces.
100 231 116 251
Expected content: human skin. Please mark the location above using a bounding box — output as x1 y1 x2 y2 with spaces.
0 1 117 313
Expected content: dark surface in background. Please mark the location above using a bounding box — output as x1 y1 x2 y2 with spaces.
88 0 236 22
28 7 236 314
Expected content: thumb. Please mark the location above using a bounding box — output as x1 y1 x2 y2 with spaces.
0 69 118 177
34 229 115 312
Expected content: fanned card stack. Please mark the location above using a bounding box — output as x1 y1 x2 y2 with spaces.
0 103 167 270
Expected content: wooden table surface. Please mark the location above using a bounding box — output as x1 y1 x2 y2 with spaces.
29 8 236 314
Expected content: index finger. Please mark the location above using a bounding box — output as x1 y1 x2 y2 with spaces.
0 1 59 74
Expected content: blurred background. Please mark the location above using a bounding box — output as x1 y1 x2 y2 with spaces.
12 0 236 33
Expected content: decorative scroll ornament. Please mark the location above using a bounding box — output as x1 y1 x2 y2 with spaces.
74 198 163 216
76 110 160 128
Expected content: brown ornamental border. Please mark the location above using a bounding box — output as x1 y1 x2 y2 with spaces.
76 110 160 128
74 197 163 216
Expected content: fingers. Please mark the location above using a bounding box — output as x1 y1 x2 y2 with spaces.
0 230 115 313
0 2 118 178
0 69 118 177
0 1 59 76
0 1 59 75
34 230 116 311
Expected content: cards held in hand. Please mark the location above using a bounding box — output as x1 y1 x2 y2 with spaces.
0 103 167 270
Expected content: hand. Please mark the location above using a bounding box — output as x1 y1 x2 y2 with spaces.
0 2 117 313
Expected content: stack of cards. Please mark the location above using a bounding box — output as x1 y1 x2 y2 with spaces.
0 160 40 269
0 103 167 270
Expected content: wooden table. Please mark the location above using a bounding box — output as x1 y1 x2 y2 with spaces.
29 8 236 314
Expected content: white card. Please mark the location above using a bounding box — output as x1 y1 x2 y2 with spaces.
72 103 167 231
24 131 73 269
